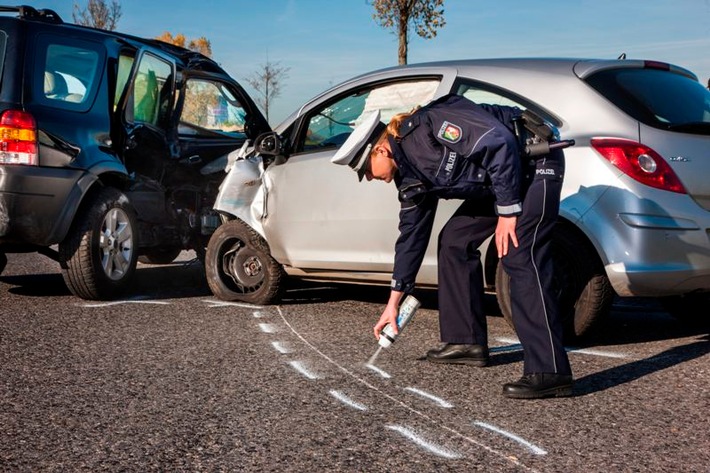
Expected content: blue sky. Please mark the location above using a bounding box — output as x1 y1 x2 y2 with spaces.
33 0 710 125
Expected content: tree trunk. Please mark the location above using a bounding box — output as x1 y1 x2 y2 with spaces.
398 15 408 65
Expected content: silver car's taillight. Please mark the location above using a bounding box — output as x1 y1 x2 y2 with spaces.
0 110 38 165
591 138 686 194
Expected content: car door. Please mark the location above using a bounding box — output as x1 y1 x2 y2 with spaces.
261 79 446 279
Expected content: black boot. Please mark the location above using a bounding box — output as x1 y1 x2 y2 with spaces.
426 343 489 366
502 373 573 399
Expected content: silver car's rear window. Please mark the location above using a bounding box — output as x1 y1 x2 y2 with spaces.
586 68 710 135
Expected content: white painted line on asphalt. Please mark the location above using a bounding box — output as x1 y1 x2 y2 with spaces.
277 307 539 471
202 299 264 309
258 323 278 333
271 341 291 354
404 387 453 408
474 421 547 456
329 390 368 411
495 337 628 359
289 360 321 380
565 347 629 359
81 300 170 307
385 424 461 459
365 364 391 379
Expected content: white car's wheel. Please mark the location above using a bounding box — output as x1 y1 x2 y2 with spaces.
205 219 284 305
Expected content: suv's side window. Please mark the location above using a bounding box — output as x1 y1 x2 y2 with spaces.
35 35 103 111
178 79 248 137
298 79 440 153
131 53 173 127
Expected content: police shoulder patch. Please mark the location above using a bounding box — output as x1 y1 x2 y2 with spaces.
438 121 462 143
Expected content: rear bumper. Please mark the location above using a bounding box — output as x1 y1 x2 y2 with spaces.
0 165 89 246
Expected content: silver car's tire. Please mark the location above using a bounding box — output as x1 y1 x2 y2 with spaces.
495 225 614 341
59 187 138 300
205 219 284 305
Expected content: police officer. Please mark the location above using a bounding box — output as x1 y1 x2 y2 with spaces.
332 94 572 399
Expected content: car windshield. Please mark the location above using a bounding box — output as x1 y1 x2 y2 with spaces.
586 68 710 135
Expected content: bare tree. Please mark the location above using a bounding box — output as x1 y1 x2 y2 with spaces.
72 0 122 31
156 32 213 57
370 0 445 65
245 61 290 124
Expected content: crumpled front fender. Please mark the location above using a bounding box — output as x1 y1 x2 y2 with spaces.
213 146 267 238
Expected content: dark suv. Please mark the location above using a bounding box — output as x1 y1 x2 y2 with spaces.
0 6 270 299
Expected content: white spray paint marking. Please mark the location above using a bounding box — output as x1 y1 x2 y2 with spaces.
289 360 321 380
365 364 391 379
404 387 453 408
203 299 264 309
474 422 547 456
81 299 170 307
271 341 291 354
258 323 278 333
386 425 461 459
329 390 368 411
251 310 266 318
276 307 539 472
566 347 628 359
495 337 627 359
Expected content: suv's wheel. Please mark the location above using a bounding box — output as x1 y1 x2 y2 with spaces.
495 226 614 341
205 219 284 305
138 247 182 265
59 187 138 300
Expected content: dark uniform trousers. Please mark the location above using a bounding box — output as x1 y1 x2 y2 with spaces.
436 151 572 375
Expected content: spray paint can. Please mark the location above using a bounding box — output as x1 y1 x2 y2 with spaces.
378 295 421 348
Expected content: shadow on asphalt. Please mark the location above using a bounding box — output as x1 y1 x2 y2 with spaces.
573 333 710 396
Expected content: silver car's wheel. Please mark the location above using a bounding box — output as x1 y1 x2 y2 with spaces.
60 187 138 300
205 219 284 304
495 225 614 342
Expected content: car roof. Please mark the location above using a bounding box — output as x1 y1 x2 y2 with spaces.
0 5 226 75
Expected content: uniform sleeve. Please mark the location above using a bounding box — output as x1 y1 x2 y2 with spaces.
391 190 438 293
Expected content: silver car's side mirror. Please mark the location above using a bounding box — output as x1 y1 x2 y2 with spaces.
253 132 283 156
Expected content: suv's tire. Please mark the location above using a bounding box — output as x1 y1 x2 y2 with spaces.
0 252 6 276
138 248 182 265
59 187 138 300
205 219 284 305
495 226 614 342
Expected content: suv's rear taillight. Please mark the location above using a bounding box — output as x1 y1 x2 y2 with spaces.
591 138 686 194
0 110 38 165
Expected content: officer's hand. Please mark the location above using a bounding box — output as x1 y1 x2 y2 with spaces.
496 216 518 257
374 301 400 339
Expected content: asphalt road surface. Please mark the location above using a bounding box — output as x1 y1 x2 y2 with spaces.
1 251 708 472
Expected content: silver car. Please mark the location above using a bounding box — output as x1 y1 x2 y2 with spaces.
205 58 710 340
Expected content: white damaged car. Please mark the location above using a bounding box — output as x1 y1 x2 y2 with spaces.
204 58 710 340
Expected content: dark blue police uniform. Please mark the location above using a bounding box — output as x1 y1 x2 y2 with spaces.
388 94 571 377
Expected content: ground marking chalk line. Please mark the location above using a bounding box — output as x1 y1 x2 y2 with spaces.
365 364 391 378
386 424 461 459
258 323 278 333
289 360 321 380
404 387 453 408
474 422 547 456
495 337 628 359
330 390 368 411
81 300 170 307
271 341 291 354
276 306 541 472
202 299 264 309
